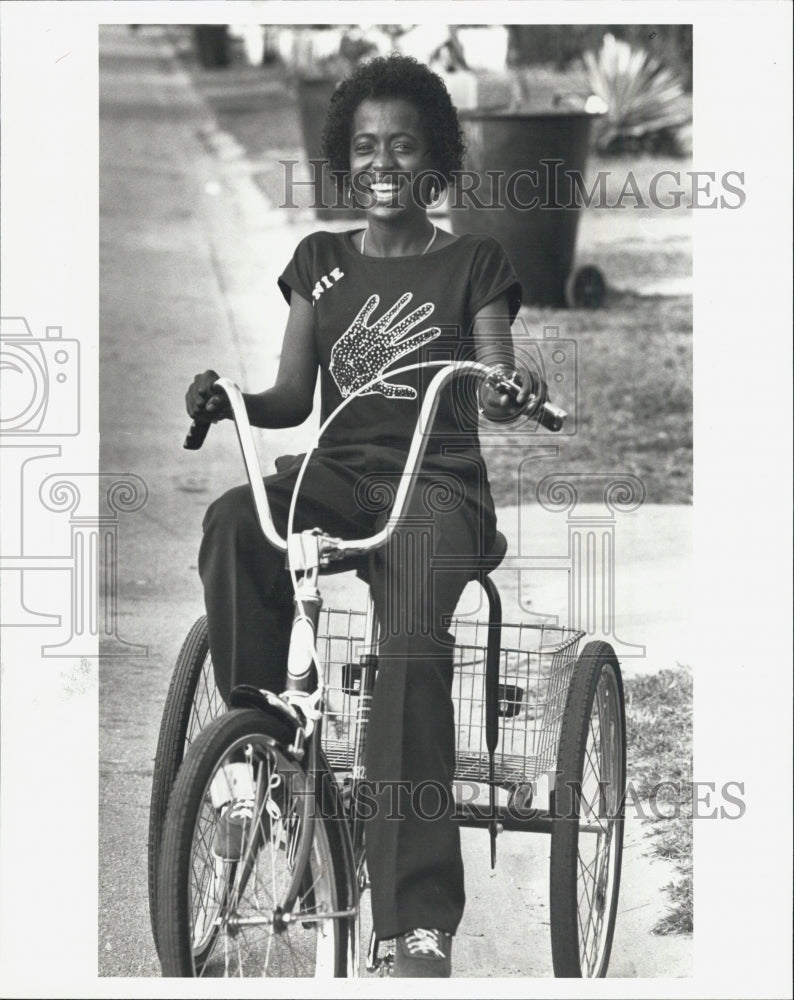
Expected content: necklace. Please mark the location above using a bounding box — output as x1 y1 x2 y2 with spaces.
360 225 437 257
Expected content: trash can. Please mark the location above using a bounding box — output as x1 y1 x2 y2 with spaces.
450 110 603 308
193 25 230 68
295 78 362 222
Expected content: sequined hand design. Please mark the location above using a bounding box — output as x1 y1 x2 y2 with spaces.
329 292 440 400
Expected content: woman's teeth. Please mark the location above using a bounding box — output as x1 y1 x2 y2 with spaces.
371 183 400 202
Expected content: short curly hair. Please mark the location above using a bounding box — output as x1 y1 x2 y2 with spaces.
320 54 466 187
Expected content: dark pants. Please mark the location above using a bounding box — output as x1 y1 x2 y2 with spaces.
198 451 495 938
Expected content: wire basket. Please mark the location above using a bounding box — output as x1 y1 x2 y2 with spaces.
317 608 584 786
452 618 583 784
316 608 369 773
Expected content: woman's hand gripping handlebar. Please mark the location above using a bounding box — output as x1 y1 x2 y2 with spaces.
481 364 568 432
184 368 230 451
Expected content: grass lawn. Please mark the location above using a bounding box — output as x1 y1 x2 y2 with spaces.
624 667 693 934
483 291 692 506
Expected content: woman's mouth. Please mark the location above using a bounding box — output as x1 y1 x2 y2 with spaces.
370 182 402 205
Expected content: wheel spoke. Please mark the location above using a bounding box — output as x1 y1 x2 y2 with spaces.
299 859 331 908
188 657 222 743
577 856 596 912
577 851 605 974
576 868 595 961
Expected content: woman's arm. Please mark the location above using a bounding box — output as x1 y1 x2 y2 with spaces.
472 293 545 421
186 291 319 429
242 291 318 427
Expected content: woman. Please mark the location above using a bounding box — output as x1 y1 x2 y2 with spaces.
187 54 540 977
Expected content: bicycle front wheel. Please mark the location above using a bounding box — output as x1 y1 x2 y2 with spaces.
550 641 625 977
148 616 225 951
157 709 348 977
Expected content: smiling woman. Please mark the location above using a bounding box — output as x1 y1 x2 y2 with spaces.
184 52 545 979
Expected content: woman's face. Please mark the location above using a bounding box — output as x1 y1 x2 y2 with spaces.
348 97 436 218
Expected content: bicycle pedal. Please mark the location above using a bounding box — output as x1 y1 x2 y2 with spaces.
366 930 395 974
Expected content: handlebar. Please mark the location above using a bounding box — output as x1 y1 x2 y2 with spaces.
183 363 568 559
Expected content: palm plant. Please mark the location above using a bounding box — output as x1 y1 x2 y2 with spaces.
583 33 692 153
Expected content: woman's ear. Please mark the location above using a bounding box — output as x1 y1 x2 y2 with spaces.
422 151 446 203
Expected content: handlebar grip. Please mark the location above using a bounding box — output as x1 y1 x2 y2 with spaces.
484 368 567 431
183 419 212 450
537 402 567 433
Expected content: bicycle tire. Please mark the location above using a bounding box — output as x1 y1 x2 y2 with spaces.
157 709 348 977
550 641 625 977
147 616 225 953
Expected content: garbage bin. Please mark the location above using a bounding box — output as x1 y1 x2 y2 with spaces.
450 110 603 308
295 78 362 222
193 25 230 68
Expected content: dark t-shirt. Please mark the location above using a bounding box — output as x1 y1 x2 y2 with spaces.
278 230 521 479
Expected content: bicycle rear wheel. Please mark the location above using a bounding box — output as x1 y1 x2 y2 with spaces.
148 616 225 952
550 641 625 977
157 709 348 977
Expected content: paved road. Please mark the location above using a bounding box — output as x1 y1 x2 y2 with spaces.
98 25 691 978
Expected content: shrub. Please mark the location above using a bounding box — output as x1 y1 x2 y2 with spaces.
583 33 692 155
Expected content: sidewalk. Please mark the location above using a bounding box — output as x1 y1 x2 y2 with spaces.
98 24 691 979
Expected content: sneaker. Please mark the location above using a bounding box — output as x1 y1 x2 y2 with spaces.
393 928 452 978
212 798 256 861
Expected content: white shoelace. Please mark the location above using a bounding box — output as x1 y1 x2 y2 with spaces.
403 928 446 958
224 798 255 823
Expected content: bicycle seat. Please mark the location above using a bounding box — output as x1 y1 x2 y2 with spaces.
472 529 508 577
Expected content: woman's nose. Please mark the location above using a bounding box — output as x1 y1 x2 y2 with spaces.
371 143 397 172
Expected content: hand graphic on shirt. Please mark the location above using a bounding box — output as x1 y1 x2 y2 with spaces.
329 292 440 400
